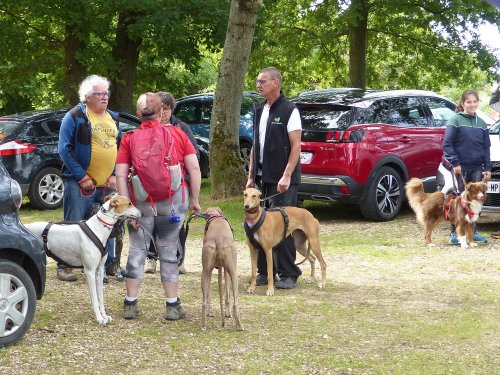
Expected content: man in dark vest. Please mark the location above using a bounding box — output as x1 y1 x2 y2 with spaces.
246 67 302 289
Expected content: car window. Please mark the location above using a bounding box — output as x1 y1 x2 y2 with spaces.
298 104 352 130
386 98 428 126
200 101 212 124
25 119 61 139
175 101 199 124
423 97 456 127
241 95 261 121
118 117 139 133
0 120 22 140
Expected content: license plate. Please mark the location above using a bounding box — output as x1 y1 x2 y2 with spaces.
300 152 313 164
487 181 500 193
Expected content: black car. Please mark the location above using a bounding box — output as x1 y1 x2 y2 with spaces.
0 159 46 347
174 91 262 172
0 109 209 209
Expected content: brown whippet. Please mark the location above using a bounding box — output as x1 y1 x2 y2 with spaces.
201 207 243 331
243 188 327 296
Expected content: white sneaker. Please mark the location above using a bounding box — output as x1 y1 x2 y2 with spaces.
144 259 157 274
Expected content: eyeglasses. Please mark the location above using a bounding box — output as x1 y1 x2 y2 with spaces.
162 106 172 111
255 79 269 86
92 91 111 98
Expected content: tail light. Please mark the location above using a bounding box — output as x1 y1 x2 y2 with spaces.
326 129 365 143
0 140 37 156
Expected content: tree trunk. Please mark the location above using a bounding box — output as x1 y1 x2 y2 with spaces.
108 10 142 113
348 0 369 89
209 0 263 199
63 24 86 105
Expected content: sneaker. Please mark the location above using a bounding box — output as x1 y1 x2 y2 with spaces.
165 303 187 321
255 274 268 286
124 299 139 320
178 263 187 274
448 233 460 246
145 258 157 274
473 231 488 244
57 268 77 282
275 277 298 289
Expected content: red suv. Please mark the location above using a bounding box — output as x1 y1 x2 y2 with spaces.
293 89 461 221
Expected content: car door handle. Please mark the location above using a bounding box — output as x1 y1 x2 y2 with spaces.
399 136 412 143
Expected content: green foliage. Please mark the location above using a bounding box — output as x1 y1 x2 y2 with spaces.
247 0 500 94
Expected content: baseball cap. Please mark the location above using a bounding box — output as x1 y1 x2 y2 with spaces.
136 92 163 119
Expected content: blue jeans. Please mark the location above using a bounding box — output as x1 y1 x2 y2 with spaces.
57 178 115 269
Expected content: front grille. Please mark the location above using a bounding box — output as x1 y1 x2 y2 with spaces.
485 192 500 207
491 162 500 179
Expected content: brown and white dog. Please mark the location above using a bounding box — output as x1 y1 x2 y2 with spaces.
243 188 327 296
405 178 487 248
201 207 243 331
25 195 141 324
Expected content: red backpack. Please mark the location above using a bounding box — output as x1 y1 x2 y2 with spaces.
128 123 184 204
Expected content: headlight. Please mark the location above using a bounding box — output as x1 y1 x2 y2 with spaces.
10 178 22 209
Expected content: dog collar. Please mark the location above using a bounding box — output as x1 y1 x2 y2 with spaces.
96 211 115 229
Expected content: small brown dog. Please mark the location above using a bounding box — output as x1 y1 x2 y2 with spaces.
405 178 487 248
201 207 243 331
243 188 327 296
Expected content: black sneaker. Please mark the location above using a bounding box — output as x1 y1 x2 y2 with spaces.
275 277 298 289
124 299 139 320
255 274 268 286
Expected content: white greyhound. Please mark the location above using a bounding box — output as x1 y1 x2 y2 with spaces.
25 195 141 325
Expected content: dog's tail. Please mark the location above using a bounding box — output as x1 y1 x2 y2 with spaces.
405 178 428 226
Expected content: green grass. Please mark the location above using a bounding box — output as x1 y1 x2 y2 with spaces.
5 178 499 374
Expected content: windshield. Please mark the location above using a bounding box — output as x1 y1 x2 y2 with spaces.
298 104 352 131
0 119 23 141
489 119 500 134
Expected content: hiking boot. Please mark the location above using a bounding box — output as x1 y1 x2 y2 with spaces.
165 301 187 321
57 268 77 282
275 277 298 289
145 258 157 274
178 263 187 274
473 231 488 244
448 233 459 246
124 299 139 320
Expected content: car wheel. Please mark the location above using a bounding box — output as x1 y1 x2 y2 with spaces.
28 167 63 210
240 142 252 174
0 260 37 347
360 166 403 221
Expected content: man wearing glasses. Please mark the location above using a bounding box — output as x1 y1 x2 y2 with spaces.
246 67 302 289
57 75 122 281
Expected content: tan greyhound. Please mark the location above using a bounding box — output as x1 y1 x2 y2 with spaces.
201 207 243 331
243 188 327 296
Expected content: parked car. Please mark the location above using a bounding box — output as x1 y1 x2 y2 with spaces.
0 109 209 210
0 159 46 347
484 118 500 212
292 88 494 221
173 91 262 172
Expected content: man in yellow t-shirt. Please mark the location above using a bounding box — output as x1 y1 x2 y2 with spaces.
57 75 122 282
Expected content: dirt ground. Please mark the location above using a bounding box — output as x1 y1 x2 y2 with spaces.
2 206 499 374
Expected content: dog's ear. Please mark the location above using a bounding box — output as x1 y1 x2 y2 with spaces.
109 197 119 207
215 207 223 215
104 195 112 202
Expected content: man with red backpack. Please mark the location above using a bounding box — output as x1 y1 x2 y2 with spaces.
115 92 201 321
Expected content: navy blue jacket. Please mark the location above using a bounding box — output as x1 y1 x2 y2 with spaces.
442 112 491 172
